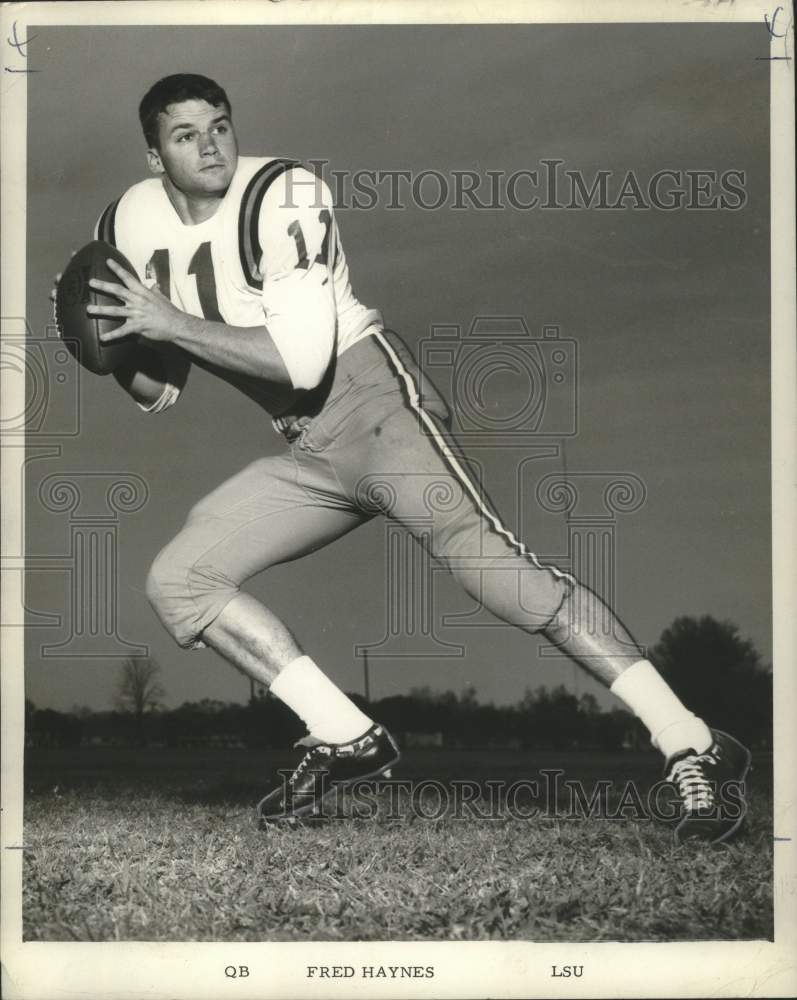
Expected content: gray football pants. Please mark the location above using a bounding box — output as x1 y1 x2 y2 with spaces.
145 331 574 649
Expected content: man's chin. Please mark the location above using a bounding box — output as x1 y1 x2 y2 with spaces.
198 172 232 195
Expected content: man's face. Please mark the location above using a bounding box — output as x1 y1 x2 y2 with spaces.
147 98 238 197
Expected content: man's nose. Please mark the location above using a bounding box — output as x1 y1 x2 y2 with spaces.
198 132 218 155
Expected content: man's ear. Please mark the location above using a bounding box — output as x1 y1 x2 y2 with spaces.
146 147 164 175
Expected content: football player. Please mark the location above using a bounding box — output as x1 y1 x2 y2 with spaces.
70 74 750 842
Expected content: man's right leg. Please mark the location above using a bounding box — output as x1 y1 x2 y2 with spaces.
202 594 301 687
145 453 374 738
144 452 400 818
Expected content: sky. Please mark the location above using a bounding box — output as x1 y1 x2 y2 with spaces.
22 23 771 713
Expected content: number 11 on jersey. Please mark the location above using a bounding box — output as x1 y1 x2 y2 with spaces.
146 242 223 322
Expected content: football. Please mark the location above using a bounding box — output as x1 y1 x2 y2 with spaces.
55 240 139 375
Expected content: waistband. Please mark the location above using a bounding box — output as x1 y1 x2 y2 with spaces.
272 330 388 441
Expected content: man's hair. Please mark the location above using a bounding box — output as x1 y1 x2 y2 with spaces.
139 74 231 148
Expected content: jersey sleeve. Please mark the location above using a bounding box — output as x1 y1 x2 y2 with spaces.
94 199 120 245
257 167 338 391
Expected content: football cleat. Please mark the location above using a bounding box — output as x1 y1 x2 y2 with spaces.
664 729 752 844
257 723 400 824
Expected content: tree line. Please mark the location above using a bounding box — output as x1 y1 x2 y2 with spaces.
25 615 773 751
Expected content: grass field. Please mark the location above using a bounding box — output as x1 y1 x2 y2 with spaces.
22 746 773 942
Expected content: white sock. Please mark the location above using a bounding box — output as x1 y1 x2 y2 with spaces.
269 655 373 744
610 659 712 759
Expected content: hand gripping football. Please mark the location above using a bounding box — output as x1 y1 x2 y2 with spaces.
55 240 139 375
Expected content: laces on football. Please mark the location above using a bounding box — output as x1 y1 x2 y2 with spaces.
666 754 716 812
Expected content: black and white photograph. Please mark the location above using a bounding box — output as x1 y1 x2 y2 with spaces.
1 1 795 998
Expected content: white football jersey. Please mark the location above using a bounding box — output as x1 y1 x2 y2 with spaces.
95 157 382 411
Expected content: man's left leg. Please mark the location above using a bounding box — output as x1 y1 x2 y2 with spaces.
540 582 712 757
400 473 750 842
539 584 751 842
356 343 751 842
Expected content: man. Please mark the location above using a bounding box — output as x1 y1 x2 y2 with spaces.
74 73 749 841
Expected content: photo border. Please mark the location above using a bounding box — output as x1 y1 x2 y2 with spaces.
2 2 794 998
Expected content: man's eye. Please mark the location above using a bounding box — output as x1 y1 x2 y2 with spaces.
177 133 194 143
213 125 228 135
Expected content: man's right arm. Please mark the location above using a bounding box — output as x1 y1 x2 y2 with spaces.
91 191 192 413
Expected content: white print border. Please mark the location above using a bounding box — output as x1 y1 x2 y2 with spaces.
1 4 794 1000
